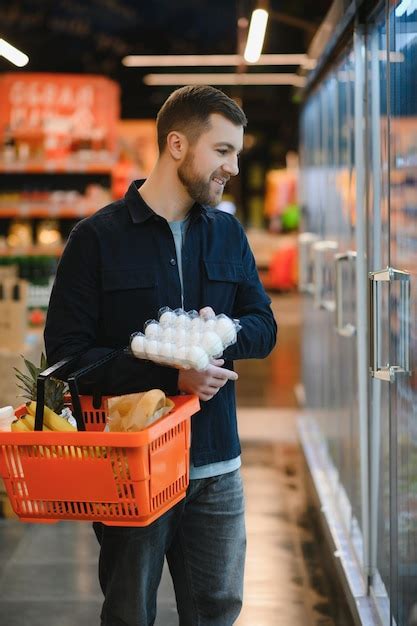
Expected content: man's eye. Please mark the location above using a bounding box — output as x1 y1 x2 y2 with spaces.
217 149 227 155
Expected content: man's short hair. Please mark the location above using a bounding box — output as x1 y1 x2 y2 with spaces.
156 85 247 153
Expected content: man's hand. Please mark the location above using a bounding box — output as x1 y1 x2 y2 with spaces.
178 359 238 402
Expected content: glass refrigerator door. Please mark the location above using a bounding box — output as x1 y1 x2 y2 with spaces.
368 4 416 624
367 9 392 625
388 2 417 623
333 50 363 554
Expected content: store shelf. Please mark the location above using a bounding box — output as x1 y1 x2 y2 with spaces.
0 158 115 174
0 203 102 218
0 245 64 257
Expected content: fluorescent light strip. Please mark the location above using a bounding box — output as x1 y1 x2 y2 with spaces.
244 9 269 63
144 73 306 88
123 53 316 70
0 38 28 67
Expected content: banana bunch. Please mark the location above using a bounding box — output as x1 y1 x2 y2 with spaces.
10 401 76 432
10 416 33 432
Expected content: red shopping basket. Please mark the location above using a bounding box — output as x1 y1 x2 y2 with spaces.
0 350 200 526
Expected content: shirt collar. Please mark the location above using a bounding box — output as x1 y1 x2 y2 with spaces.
125 179 208 224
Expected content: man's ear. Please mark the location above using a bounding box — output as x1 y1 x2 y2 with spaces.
166 131 188 160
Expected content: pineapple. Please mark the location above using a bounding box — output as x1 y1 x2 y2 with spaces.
14 353 68 414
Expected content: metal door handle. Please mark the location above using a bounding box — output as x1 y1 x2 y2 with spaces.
369 267 411 382
312 240 338 310
335 251 357 337
298 232 319 294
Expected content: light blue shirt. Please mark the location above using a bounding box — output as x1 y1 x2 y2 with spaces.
168 218 241 480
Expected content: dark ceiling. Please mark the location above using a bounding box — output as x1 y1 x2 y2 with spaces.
1 0 332 163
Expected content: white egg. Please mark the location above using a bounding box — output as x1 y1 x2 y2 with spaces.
214 317 237 345
159 342 174 360
144 322 160 339
200 331 223 357
183 315 193 329
131 334 145 357
203 318 216 331
174 329 187 347
188 331 202 348
174 346 190 368
159 310 176 327
173 313 188 329
162 327 174 342
187 346 209 370
145 339 159 359
190 317 203 333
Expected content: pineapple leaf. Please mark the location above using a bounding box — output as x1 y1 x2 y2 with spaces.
15 383 32 395
15 354 67 413
40 352 48 371
22 357 40 381
13 370 34 386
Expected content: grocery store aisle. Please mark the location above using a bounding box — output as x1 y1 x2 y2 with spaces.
0 294 352 625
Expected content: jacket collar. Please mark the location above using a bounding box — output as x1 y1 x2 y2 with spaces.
125 179 208 224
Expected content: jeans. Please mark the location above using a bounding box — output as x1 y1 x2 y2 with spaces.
93 469 246 626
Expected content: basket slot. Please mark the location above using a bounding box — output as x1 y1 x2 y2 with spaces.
3 445 25 478
84 410 106 427
151 475 187 512
150 424 180 452
110 448 131 482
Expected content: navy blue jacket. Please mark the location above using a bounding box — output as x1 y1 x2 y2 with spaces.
44 180 277 466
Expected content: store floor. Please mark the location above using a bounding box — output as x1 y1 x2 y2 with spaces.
0 293 353 625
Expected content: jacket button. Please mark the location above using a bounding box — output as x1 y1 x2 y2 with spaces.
170 258 176 266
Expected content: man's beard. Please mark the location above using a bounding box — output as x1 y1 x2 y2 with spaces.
178 151 222 207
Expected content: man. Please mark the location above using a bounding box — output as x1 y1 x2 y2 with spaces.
44 85 277 626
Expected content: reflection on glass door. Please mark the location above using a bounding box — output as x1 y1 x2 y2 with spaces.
367 8 391 625
368 2 417 624
389 1 417 623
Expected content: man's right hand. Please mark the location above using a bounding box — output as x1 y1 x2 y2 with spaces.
178 359 238 402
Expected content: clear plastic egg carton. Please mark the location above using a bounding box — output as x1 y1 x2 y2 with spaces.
130 307 241 371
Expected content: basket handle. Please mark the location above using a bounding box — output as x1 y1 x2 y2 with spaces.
66 348 125 430
35 355 83 431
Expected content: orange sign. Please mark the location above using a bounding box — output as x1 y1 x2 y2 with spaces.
0 73 120 152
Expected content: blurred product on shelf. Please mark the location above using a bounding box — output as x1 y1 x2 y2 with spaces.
112 120 158 199
264 152 300 233
281 203 300 231
246 228 298 292
0 256 56 324
36 219 62 246
262 246 298 291
0 277 28 351
0 184 112 218
6 219 32 248
0 265 17 280
0 255 57 283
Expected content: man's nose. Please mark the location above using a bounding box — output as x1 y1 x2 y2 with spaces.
223 156 239 177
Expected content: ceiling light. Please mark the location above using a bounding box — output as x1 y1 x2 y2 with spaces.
143 73 305 87
244 9 269 63
0 38 29 67
122 53 315 69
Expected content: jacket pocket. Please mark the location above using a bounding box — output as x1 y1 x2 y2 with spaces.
101 268 159 341
203 261 245 283
202 261 244 313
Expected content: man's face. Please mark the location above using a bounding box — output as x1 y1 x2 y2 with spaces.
178 113 244 207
